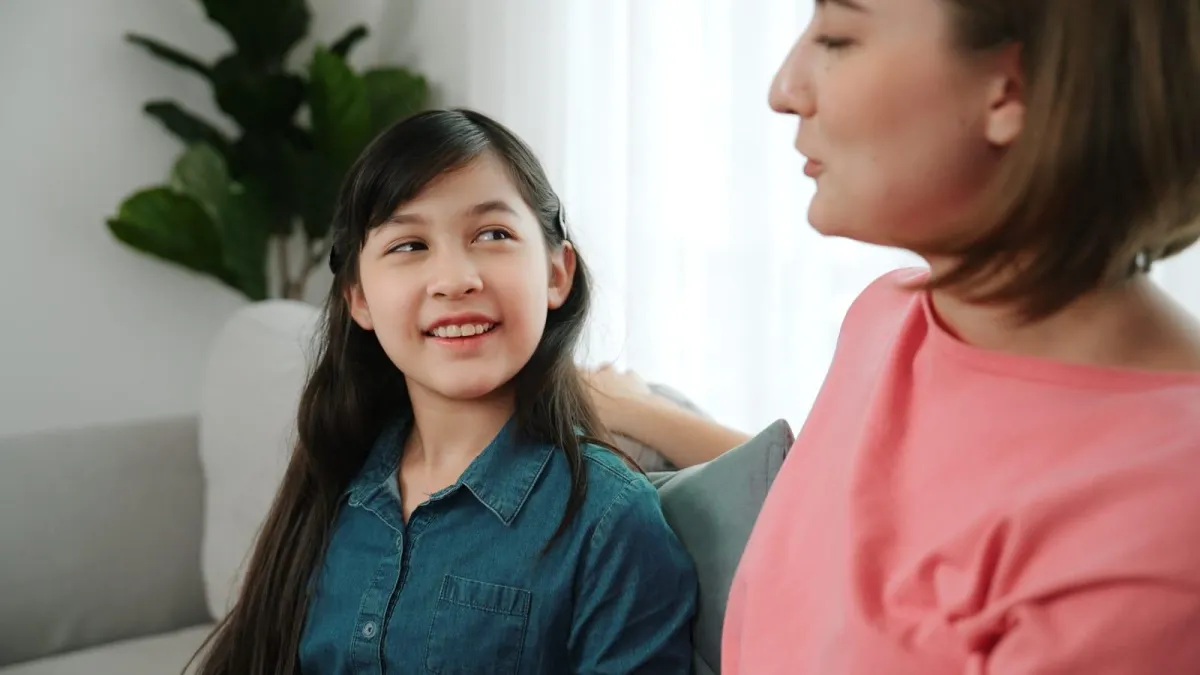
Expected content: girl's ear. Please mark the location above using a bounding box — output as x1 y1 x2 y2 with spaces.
547 242 576 310
346 284 375 330
983 43 1025 147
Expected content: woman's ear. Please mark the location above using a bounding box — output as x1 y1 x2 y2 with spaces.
346 284 374 330
984 44 1025 147
547 242 577 310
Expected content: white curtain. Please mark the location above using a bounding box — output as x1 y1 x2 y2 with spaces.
379 0 1200 434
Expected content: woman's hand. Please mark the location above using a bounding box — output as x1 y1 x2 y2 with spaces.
580 363 652 435
581 362 751 466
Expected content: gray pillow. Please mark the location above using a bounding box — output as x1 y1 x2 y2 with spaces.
649 419 793 675
612 382 713 472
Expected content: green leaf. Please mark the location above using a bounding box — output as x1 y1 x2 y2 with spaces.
211 55 306 131
125 34 211 79
217 187 270 300
330 25 369 59
308 47 372 172
304 48 379 240
297 150 341 240
200 0 310 68
169 145 270 300
229 133 306 235
363 67 430 136
143 101 231 157
170 144 231 220
107 188 231 285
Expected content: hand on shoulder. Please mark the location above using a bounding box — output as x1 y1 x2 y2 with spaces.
580 363 652 436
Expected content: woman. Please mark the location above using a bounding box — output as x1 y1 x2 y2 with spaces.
588 0 1200 672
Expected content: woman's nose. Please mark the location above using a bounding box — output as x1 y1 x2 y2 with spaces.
768 35 816 118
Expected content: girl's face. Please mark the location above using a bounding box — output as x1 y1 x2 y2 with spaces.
349 153 575 404
771 0 1024 256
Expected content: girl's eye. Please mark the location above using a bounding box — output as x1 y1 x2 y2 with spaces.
814 35 854 50
477 228 513 242
387 241 427 254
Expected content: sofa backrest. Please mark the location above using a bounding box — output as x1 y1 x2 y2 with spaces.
198 299 320 621
0 416 210 666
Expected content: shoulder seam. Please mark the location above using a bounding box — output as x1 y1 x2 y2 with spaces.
587 478 640 549
581 446 638 486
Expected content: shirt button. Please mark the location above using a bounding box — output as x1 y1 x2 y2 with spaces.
361 621 377 639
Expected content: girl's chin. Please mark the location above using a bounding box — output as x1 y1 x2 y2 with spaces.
406 375 517 405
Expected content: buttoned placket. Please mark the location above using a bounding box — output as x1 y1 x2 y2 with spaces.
346 482 448 674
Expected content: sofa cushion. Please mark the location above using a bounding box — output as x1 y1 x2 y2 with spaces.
198 300 319 620
0 624 214 675
0 417 209 667
648 419 793 675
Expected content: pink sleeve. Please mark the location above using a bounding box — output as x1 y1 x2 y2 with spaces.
975 584 1200 675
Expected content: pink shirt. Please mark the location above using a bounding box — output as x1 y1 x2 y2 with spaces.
723 269 1200 674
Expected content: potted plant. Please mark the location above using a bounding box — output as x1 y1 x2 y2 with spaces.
107 0 429 300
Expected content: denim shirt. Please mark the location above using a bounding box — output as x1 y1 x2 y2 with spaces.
298 416 698 674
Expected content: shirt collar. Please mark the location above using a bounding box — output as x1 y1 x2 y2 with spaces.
345 413 554 526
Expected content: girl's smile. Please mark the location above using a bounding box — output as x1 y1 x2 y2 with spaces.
424 313 503 353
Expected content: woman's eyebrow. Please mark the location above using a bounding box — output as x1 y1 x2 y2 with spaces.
817 0 870 13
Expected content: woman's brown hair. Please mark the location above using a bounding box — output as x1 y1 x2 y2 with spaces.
931 0 1200 319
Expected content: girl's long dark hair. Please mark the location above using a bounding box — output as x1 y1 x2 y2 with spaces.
188 109 616 675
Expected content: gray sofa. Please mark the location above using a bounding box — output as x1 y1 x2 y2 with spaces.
0 301 789 674
0 416 215 673
0 300 322 673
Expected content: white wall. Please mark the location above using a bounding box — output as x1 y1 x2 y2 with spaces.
6 0 1199 440
0 0 401 438
375 1 573 180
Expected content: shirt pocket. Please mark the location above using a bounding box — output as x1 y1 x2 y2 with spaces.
425 574 532 675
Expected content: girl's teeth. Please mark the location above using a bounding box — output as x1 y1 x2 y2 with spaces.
432 323 493 338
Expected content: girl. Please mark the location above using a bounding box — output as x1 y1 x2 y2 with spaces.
589 0 1200 672
191 109 697 674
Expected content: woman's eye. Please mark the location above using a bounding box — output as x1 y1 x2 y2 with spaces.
477 228 513 242
814 35 854 50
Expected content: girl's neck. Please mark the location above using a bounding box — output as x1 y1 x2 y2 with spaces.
404 383 516 470
927 266 1200 372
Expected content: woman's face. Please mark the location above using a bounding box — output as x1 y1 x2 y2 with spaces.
770 0 1024 256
